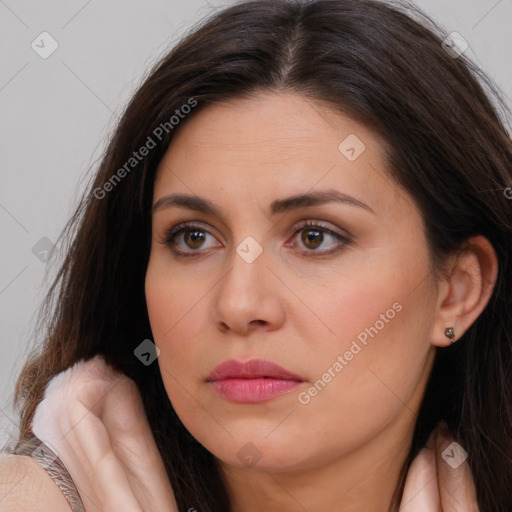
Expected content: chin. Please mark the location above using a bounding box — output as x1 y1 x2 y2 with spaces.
193 428 327 473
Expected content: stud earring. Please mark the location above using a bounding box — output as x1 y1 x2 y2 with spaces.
444 327 456 344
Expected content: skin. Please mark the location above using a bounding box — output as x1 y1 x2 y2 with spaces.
0 367 480 512
145 91 497 511
0 455 72 512
0 91 494 512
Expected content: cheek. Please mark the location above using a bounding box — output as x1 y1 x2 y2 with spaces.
145 263 208 370
307 247 426 366
295 248 436 445
145 266 221 448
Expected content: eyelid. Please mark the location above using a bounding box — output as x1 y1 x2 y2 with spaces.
158 220 222 246
288 219 350 239
285 220 351 255
158 219 351 256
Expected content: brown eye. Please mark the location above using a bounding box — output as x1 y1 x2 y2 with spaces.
159 221 222 256
301 228 324 249
289 221 350 257
183 230 206 249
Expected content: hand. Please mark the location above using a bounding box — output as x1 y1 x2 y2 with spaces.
400 422 479 511
32 355 178 512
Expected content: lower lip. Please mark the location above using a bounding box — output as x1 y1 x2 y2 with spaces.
210 378 302 403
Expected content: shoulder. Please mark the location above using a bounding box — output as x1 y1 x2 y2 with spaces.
0 453 72 511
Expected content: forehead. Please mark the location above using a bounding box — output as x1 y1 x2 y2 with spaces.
153 91 403 218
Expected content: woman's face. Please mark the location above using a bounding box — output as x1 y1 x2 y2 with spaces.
145 91 440 473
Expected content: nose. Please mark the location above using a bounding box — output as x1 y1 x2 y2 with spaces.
211 244 286 336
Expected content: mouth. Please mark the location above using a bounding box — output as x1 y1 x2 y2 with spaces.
206 358 304 403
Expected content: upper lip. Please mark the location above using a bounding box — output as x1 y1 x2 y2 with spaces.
207 358 304 382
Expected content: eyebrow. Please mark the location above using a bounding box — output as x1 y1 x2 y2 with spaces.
152 189 375 216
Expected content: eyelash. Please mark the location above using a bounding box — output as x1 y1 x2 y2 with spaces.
158 220 350 258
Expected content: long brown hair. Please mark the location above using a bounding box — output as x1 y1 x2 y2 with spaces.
14 1 512 510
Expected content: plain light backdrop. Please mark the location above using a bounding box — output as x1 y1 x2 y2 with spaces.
1 0 511 439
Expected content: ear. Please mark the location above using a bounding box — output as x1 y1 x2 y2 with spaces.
431 235 498 347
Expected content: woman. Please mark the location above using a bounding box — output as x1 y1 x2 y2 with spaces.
1 0 511 510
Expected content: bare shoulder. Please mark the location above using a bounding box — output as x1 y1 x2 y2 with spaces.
0 453 72 512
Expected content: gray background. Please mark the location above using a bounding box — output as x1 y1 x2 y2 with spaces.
1 0 511 439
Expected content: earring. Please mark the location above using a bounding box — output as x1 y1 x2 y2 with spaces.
444 327 456 344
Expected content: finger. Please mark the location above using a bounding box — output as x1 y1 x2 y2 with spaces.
34 358 128 510
34 400 116 512
66 357 177 511
399 430 441 511
73 356 126 415
34 357 177 511
100 377 179 512
68 403 145 512
435 424 479 512
33 381 103 509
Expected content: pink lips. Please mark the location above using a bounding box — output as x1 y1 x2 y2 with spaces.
207 358 304 403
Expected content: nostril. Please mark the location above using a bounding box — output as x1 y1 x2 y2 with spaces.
248 319 268 329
